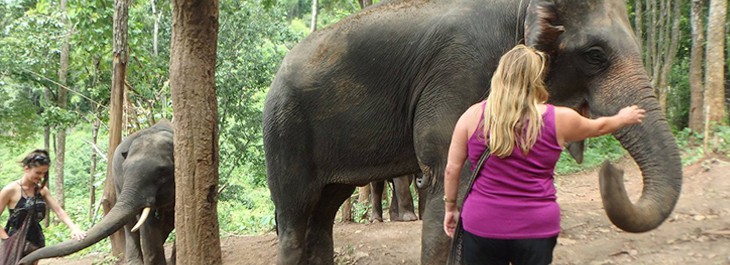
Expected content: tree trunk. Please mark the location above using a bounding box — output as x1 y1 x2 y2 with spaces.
151 0 161 56
358 0 373 9
310 0 318 33
657 0 681 112
43 92 51 228
634 0 643 48
703 0 727 151
644 0 656 75
689 0 706 132
170 0 222 264
103 0 131 258
357 185 370 221
340 195 352 223
51 0 71 225
89 117 100 221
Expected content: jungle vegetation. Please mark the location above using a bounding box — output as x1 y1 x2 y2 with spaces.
0 0 727 261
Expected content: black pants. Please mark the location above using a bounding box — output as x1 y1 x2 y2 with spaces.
462 229 557 265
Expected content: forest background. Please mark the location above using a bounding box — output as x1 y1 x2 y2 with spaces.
0 0 728 261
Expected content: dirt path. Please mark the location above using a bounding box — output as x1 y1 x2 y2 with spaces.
44 157 730 265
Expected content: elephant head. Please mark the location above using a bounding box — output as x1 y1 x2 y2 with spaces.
524 0 681 232
19 120 176 265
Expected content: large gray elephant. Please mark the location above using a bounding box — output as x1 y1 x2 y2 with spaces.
19 120 176 265
263 0 683 264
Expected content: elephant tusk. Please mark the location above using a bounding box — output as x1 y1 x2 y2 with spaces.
131 207 151 232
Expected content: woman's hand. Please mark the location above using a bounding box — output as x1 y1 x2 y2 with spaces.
70 228 86 241
443 203 459 238
617 105 646 125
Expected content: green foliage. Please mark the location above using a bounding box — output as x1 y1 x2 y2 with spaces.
555 135 627 175
217 188 275 235
123 0 174 125
1 1 720 262
707 125 730 156
351 197 372 223
0 82 42 145
216 0 303 193
666 58 691 129
673 127 705 165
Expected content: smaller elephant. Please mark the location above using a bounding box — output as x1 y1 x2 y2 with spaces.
19 120 176 265
370 175 419 222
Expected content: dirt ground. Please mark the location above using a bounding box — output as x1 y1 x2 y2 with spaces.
44 156 730 265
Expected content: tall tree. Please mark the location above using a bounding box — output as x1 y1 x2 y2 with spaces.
634 0 643 48
89 117 100 221
656 0 682 111
703 0 727 150
170 0 222 264
310 0 318 32
689 0 706 132
103 0 131 258
638 0 682 111
53 0 70 219
358 0 373 9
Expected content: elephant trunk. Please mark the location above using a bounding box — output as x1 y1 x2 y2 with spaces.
18 201 140 264
599 90 682 232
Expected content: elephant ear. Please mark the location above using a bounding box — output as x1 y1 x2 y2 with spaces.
524 0 564 53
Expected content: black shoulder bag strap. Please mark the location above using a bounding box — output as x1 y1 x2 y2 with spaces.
446 146 491 265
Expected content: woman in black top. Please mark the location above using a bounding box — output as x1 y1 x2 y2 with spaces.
0 149 86 262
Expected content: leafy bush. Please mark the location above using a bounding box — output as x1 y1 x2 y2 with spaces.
555 135 626 175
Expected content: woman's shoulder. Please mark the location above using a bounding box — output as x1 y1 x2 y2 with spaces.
0 181 19 192
464 101 485 116
0 182 19 199
552 105 580 118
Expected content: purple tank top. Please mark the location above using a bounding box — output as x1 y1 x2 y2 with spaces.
461 103 563 239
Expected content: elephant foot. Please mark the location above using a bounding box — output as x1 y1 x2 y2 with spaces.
370 215 383 223
392 212 418 222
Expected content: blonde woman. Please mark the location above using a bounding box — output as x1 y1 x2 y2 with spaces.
443 45 645 265
0 149 86 263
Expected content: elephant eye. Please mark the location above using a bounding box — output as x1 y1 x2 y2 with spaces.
583 47 607 65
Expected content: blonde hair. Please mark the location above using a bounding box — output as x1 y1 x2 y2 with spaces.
483 45 549 158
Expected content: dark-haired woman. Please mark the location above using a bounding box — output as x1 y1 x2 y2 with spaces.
0 149 86 262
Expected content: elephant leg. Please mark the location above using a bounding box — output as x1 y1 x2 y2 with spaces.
274 183 320 265
157 208 175 264
413 102 467 264
305 184 356 265
140 216 166 265
369 181 385 223
124 223 144 265
420 194 452 265
160 212 176 265
392 175 418 221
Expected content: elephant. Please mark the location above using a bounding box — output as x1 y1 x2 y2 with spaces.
370 175 419 222
262 0 683 264
19 120 176 265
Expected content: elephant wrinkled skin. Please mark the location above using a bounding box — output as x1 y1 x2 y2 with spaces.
263 0 682 264
19 121 176 265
